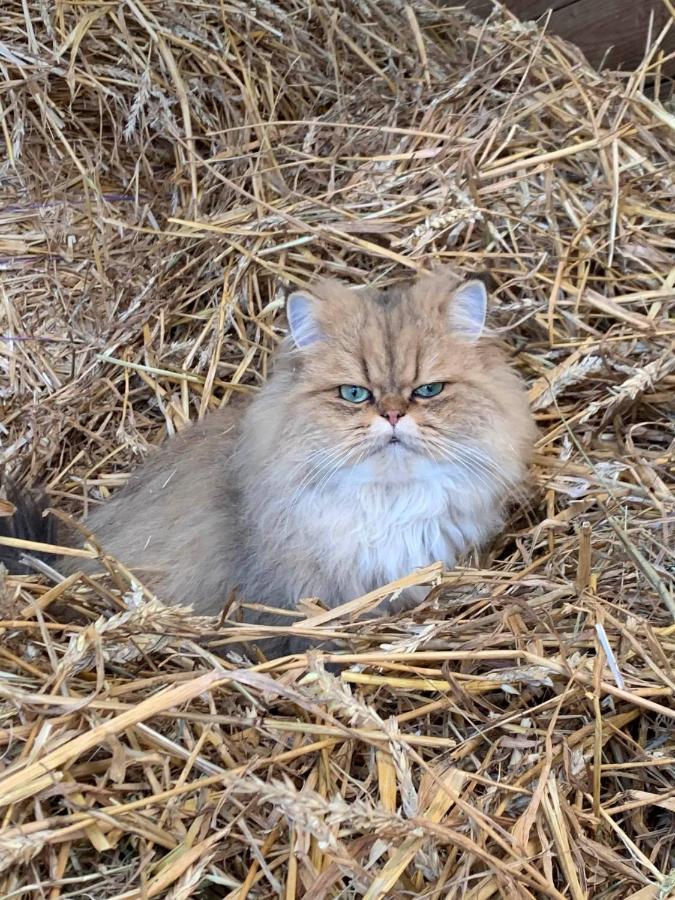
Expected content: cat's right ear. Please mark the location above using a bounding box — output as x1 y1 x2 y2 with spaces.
451 280 487 341
286 292 323 348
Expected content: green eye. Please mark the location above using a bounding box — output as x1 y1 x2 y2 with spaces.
339 385 372 403
413 382 444 399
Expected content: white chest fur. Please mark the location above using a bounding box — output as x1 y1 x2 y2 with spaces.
293 460 501 600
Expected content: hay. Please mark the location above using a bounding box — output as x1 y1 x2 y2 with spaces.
0 0 674 895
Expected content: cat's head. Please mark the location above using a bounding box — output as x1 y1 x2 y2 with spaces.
250 269 535 499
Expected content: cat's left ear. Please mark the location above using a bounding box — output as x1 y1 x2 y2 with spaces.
451 280 487 341
286 291 323 348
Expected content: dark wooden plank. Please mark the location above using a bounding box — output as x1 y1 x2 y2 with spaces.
463 0 574 18
497 0 575 16
546 0 673 71
461 0 674 75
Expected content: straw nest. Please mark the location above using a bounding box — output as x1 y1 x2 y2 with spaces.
1 0 674 896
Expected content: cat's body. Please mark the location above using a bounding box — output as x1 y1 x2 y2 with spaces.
6 270 536 655
63 401 497 617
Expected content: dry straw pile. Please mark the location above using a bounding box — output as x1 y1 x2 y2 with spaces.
0 0 674 896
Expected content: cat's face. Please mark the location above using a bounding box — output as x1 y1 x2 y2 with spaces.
260 271 534 496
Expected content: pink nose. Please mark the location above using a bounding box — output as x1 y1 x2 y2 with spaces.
383 409 404 426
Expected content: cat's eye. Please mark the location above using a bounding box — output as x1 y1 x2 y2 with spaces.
339 385 372 403
412 382 445 399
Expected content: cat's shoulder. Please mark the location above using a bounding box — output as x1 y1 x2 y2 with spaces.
133 394 248 479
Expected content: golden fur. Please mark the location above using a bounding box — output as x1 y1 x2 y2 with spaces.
56 269 536 655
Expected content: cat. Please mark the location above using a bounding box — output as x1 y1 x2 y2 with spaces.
1 269 536 657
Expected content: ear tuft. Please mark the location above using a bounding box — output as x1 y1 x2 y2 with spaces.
286 292 322 348
451 280 487 341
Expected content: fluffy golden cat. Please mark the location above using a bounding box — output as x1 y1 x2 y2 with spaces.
3 269 536 655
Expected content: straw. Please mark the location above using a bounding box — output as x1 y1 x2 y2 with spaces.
0 0 673 895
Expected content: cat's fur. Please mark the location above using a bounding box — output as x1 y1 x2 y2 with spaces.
4 270 535 655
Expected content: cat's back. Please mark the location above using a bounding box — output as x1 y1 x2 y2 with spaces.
61 400 245 611
123 399 243 490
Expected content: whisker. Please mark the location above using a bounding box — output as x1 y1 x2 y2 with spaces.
283 441 365 523
422 436 519 494
423 435 534 512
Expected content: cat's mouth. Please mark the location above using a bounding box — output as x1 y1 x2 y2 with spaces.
372 435 410 455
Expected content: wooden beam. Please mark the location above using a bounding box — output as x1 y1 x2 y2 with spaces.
545 0 673 71
462 0 675 75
